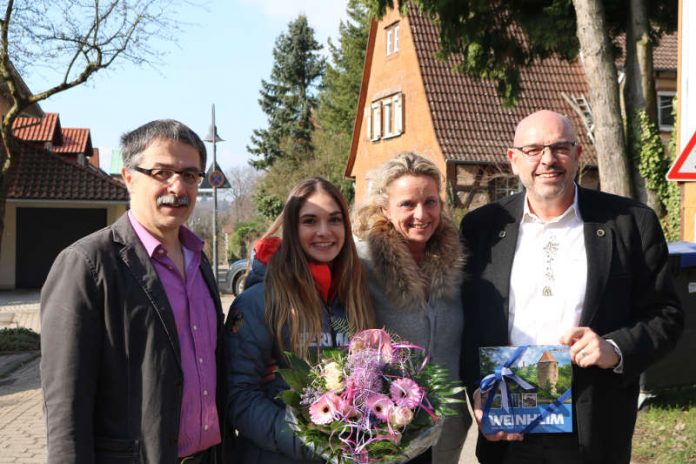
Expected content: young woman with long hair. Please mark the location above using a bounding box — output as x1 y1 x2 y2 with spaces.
225 177 374 464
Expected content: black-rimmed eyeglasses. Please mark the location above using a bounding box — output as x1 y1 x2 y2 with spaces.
511 141 576 158
132 166 205 185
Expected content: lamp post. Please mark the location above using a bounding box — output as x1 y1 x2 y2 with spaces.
204 104 224 282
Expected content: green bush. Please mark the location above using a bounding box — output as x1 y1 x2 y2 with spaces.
0 327 40 352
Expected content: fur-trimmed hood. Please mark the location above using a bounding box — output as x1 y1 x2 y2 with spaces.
360 213 466 310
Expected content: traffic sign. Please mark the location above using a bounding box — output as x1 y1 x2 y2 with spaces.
208 169 225 188
667 130 696 181
200 161 230 189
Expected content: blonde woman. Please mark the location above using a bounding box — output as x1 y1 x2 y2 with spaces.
354 152 471 464
225 177 375 464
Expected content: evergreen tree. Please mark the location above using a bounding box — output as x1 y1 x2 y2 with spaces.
248 15 325 169
318 0 371 135
253 3 369 217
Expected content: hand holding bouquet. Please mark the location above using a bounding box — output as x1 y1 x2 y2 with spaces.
278 329 463 463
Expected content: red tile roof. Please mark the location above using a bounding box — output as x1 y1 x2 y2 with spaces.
653 33 677 71
12 113 61 144
6 143 129 202
408 10 597 165
53 128 92 155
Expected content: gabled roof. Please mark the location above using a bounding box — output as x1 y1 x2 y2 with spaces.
12 113 61 145
6 142 129 202
53 128 93 155
406 9 597 165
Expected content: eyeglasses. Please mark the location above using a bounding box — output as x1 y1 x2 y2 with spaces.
511 141 577 158
132 166 205 185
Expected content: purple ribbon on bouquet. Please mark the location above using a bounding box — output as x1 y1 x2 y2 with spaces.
480 346 535 413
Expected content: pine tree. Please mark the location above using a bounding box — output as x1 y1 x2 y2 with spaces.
248 15 325 169
318 0 371 135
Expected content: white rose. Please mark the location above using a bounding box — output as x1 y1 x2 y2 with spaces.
322 362 343 391
389 405 413 428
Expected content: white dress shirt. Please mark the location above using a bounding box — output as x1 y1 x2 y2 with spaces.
508 188 588 345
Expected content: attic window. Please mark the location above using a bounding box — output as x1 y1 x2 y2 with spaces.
657 91 676 131
367 93 404 142
386 22 400 56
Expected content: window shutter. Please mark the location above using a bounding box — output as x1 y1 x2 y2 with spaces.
386 30 392 56
371 103 381 141
394 94 403 135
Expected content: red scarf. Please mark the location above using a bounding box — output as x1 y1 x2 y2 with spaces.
253 237 336 304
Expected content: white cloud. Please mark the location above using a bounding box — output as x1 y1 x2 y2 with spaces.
240 0 348 44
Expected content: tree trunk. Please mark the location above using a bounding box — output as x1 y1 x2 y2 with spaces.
572 0 633 198
624 0 663 214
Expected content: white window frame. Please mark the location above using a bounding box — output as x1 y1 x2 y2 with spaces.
386 22 400 56
369 93 404 142
386 29 393 56
393 24 400 53
657 91 676 131
383 99 393 137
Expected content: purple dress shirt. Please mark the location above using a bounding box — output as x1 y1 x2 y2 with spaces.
129 212 221 457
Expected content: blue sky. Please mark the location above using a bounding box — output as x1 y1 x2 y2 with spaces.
23 0 348 173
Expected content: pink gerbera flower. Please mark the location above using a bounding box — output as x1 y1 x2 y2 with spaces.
309 392 340 425
390 377 423 409
366 393 394 422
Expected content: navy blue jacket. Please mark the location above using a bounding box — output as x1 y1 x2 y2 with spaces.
224 258 349 464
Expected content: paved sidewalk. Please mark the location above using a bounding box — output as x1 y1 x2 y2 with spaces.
0 290 40 334
0 357 45 463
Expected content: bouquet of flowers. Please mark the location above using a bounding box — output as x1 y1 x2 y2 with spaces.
278 329 463 463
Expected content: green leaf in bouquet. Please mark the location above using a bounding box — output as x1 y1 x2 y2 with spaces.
278 389 301 409
277 351 311 392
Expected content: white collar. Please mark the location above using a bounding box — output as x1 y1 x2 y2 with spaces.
522 184 582 224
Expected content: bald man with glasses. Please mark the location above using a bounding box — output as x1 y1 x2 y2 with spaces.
41 120 233 463
460 110 683 464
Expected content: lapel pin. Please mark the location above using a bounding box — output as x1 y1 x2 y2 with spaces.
498 231 506 238
596 229 606 237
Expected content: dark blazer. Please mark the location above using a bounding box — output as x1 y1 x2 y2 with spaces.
460 187 683 464
40 213 231 464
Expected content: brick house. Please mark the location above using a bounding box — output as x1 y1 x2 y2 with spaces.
345 4 676 210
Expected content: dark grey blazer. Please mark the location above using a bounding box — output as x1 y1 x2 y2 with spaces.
460 187 683 464
40 213 231 463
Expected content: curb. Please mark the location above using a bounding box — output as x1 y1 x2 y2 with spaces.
0 351 40 378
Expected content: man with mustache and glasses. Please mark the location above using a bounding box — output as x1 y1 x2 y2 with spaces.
460 110 683 464
41 120 232 464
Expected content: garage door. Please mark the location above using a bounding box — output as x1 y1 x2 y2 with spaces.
16 208 107 288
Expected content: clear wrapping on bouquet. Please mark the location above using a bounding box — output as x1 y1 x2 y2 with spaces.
286 406 443 463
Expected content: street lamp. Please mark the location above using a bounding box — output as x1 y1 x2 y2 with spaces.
204 104 224 282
